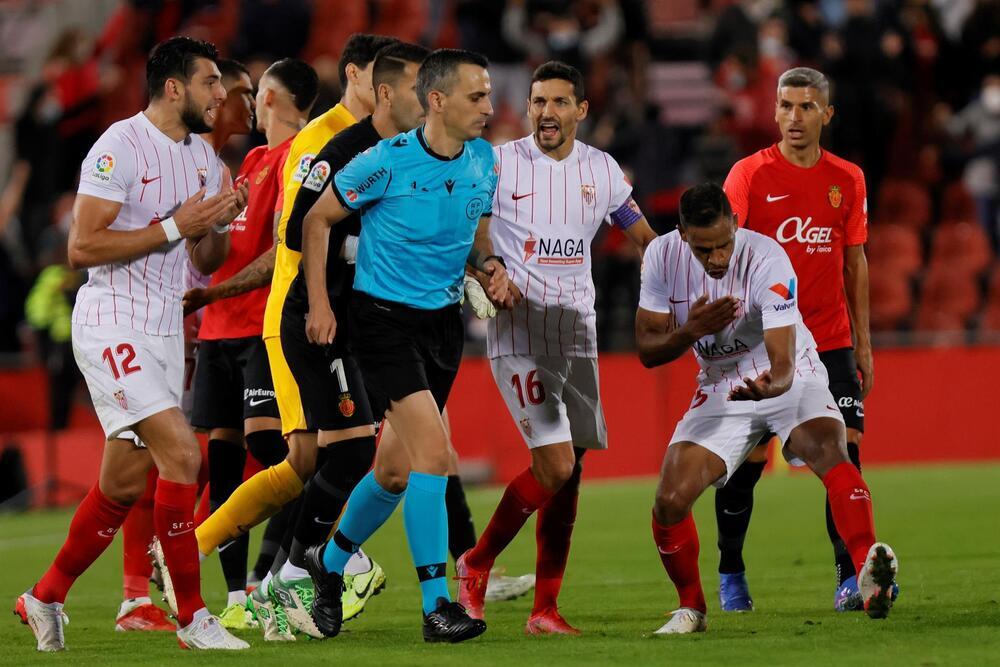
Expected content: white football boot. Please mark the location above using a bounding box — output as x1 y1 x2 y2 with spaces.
654 608 707 635
176 611 250 650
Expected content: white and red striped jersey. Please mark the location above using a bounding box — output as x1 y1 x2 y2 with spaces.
487 136 638 359
72 112 222 336
639 228 825 393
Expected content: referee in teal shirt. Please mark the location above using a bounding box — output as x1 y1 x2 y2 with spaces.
298 48 516 643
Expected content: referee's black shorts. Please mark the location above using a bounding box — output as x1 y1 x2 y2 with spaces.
349 291 463 419
280 298 375 433
819 347 864 433
190 336 279 430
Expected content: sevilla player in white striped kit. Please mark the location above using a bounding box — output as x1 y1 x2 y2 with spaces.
456 61 656 634
14 37 251 651
635 184 896 634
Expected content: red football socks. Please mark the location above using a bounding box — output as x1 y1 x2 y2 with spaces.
823 461 876 576
651 511 706 613
465 468 554 571
533 467 581 613
121 467 158 600
154 478 204 627
34 484 131 604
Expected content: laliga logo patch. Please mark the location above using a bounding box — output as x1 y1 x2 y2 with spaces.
346 189 358 203
292 153 315 183
302 160 330 192
91 152 116 182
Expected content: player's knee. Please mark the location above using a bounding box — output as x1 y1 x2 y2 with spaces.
533 458 575 492
245 429 288 467
99 476 144 506
155 442 201 484
654 487 693 524
374 462 408 494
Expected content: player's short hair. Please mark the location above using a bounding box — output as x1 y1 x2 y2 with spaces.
531 61 585 102
679 183 733 228
338 34 399 90
146 36 219 99
372 42 430 93
777 67 831 101
217 58 250 85
416 49 490 112
265 58 319 112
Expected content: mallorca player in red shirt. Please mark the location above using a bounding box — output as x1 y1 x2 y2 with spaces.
717 67 890 613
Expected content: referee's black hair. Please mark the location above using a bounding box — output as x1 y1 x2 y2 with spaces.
678 183 734 229
217 58 250 84
372 42 430 92
338 34 399 90
265 58 319 113
416 49 490 112
147 36 219 99
531 61 585 102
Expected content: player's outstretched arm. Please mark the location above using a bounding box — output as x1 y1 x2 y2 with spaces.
68 189 235 269
302 185 349 344
729 324 795 401
844 244 873 399
636 295 739 368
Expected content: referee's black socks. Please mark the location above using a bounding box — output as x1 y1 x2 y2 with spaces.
208 438 249 593
446 475 478 560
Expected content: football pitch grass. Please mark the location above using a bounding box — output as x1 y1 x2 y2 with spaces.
2 463 999 665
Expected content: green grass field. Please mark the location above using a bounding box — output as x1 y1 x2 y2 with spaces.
2 464 999 665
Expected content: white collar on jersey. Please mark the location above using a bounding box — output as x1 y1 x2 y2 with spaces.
524 134 580 167
136 111 191 148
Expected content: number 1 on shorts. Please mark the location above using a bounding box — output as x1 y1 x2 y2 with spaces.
511 370 545 408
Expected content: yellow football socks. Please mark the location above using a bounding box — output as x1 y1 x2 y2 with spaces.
196 459 304 555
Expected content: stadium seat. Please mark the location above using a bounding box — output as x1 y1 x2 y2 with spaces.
916 267 981 325
914 307 969 333
927 221 993 275
941 181 977 223
866 224 923 278
986 262 1000 303
875 179 931 229
869 272 912 331
979 302 1000 332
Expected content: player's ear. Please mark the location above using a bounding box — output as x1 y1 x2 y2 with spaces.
823 104 834 126
165 77 182 101
427 89 444 113
344 62 359 87
576 99 589 122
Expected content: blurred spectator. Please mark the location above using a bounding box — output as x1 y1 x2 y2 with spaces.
502 0 624 75
231 0 311 61
941 73 1000 251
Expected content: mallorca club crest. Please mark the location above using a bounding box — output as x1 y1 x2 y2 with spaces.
114 389 128 411
581 184 596 207
523 234 537 262
255 164 271 185
828 184 842 209
339 393 356 418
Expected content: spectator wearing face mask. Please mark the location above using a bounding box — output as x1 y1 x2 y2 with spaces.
942 73 1000 251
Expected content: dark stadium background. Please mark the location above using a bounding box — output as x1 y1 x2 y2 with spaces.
0 0 998 508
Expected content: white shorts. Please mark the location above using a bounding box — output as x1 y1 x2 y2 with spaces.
490 355 607 450
72 323 184 440
669 375 844 487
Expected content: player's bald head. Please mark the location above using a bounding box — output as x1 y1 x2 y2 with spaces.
777 67 831 104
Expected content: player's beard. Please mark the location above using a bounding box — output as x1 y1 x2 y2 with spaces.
536 121 565 151
181 96 213 134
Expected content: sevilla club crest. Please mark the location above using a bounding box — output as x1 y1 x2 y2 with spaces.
581 184 596 207
828 185 842 209
114 389 128 411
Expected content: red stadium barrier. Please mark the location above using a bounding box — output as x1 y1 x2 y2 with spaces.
2 347 999 506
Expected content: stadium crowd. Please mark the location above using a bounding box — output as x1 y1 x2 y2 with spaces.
1 0 998 361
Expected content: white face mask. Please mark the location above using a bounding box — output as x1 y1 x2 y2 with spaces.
983 86 1000 114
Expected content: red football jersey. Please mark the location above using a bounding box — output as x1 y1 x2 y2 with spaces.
198 138 292 340
723 144 867 352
